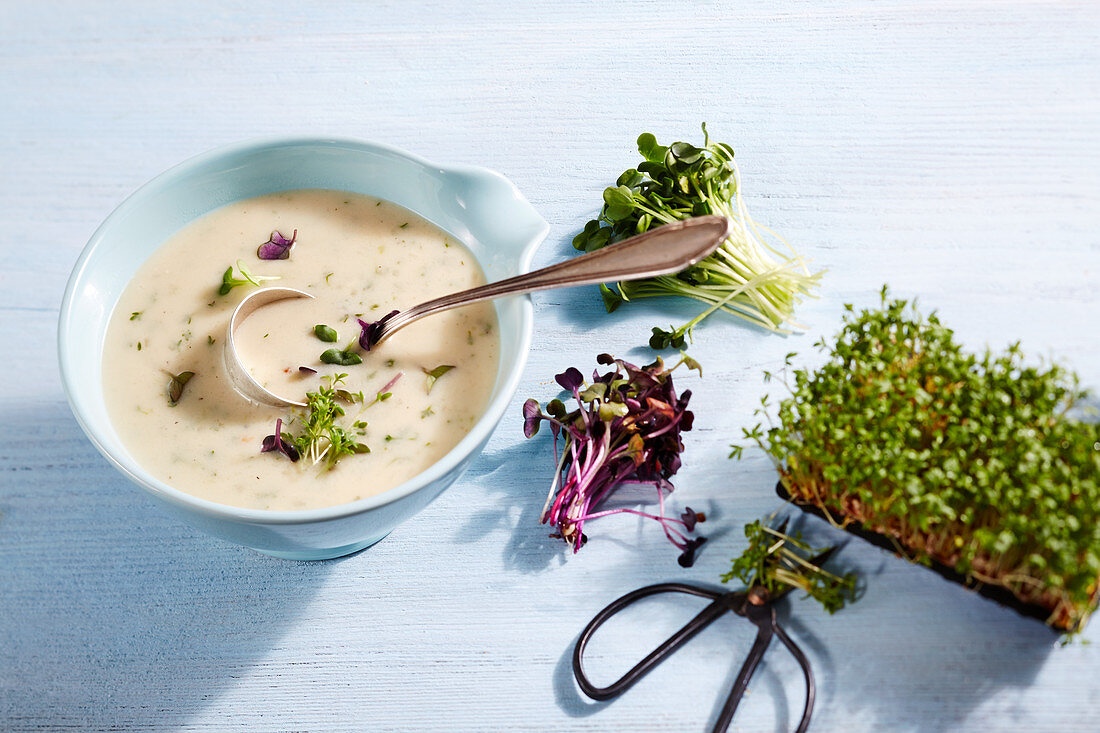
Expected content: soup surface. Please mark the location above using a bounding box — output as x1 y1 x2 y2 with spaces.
103 189 499 510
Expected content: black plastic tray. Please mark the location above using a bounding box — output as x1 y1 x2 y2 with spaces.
775 482 1061 630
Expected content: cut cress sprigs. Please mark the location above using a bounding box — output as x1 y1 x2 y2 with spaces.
722 516 858 614
262 373 370 469
572 125 822 347
261 373 406 469
523 353 706 566
736 287 1100 632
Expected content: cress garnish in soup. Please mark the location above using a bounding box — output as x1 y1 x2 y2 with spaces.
103 189 499 511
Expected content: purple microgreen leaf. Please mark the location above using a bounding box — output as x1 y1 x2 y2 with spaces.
555 367 584 391
167 370 195 406
357 310 400 351
523 398 543 438
260 418 300 462
677 536 708 568
422 364 455 394
298 366 318 375
680 507 706 532
257 229 297 260
680 409 695 432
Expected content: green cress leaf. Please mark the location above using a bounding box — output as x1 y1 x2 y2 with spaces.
320 348 362 366
334 388 364 404
314 324 339 343
601 186 635 222
167 371 195 406
422 365 455 394
636 132 667 163
218 267 236 296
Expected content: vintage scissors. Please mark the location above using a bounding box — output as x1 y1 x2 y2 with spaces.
572 550 833 733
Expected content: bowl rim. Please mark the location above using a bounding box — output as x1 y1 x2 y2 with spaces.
58 135 549 526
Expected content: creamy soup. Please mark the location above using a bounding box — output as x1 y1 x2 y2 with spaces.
103 189 499 510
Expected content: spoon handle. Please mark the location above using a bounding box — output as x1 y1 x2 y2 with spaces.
378 215 733 342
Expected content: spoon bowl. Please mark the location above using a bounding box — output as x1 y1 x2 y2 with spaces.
224 286 314 408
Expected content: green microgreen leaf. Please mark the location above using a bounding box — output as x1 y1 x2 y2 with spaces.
599 283 623 313
167 370 194 406
422 364 455 394
218 260 279 296
314 324 338 343
679 352 703 377
334 388 364 404
320 348 362 366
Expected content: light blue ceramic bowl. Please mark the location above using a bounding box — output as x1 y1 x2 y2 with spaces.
58 138 548 560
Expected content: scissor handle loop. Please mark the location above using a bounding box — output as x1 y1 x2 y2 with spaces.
572 583 816 733
572 582 727 701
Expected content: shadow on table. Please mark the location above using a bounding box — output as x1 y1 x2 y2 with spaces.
453 440 568 573
811 562 1058 732
457 440 725 575
0 403 329 730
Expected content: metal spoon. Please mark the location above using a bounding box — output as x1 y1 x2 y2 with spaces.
225 214 734 408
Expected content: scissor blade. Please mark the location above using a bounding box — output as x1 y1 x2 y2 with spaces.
711 612 774 733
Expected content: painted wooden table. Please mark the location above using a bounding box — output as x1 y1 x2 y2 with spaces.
2 2 1098 730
